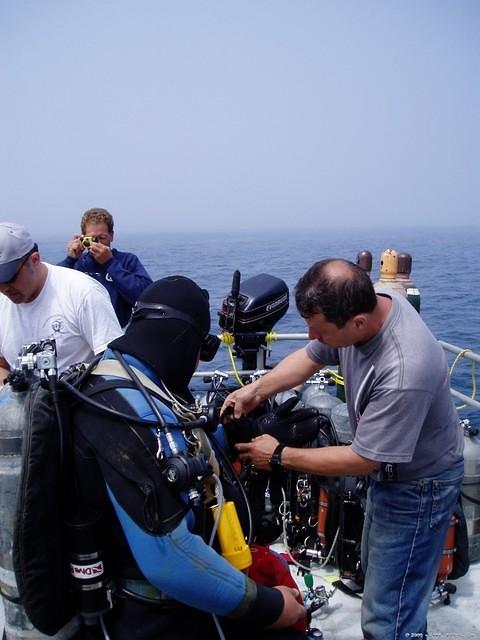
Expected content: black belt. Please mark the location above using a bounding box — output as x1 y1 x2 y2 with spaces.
118 579 179 607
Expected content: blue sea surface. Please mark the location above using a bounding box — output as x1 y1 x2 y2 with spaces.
41 226 480 419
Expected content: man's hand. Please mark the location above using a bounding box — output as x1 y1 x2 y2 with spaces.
89 240 113 265
0 356 10 387
223 396 320 448
268 585 306 629
236 434 279 470
221 347 321 420
67 234 83 260
221 380 264 419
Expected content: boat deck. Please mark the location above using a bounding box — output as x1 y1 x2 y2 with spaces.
277 547 480 639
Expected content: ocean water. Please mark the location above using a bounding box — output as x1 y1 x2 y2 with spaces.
41 226 480 419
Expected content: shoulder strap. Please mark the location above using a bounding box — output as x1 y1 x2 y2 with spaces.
90 359 172 404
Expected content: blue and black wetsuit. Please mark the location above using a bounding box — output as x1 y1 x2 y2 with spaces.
72 353 299 640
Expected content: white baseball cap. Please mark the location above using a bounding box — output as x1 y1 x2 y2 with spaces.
0 222 35 283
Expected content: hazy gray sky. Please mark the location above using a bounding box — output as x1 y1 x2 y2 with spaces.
1 1 478 235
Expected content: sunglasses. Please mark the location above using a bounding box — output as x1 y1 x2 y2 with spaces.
2 253 31 285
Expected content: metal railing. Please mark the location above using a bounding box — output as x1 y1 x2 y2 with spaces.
195 334 480 411
440 341 480 410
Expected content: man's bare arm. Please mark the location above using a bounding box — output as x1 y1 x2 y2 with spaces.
281 443 378 477
221 346 321 418
237 435 379 477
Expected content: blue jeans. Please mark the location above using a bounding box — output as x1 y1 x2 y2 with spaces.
360 459 464 640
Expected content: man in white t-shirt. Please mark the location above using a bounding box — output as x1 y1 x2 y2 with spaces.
0 222 123 383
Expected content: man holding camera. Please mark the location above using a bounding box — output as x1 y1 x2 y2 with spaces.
59 208 152 327
0 221 122 384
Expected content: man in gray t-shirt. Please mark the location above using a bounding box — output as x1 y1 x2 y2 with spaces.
222 258 463 640
306 287 463 482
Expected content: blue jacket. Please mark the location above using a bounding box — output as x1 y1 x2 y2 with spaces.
58 249 152 327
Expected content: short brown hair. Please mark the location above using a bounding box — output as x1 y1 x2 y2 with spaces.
295 259 377 328
81 208 114 234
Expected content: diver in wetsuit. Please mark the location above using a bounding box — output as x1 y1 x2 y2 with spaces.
71 275 306 640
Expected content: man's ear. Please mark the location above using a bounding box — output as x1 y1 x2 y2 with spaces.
353 314 367 330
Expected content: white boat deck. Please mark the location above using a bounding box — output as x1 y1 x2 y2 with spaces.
1 551 478 639
280 551 480 640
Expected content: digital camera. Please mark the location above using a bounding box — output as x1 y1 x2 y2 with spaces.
81 235 98 249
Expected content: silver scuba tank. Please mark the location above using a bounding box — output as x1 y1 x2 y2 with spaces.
0 382 80 639
461 419 480 562
330 403 355 445
274 389 301 408
301 385 342 419
301 371 342 419
0 383 26 630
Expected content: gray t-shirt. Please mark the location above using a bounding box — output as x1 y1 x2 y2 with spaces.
306 290 463 481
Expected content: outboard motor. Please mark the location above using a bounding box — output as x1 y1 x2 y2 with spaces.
219 271 289 371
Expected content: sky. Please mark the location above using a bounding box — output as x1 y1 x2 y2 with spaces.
1 0 478 235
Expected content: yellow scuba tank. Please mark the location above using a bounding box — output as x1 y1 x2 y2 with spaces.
373 248 407 297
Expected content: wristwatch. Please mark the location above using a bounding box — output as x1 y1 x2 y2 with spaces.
269 443 286 470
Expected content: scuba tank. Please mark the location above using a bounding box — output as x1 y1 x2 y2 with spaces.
0 382 27 632
274 389 301 408
0 380 80 639
397 252 421 312
302 382 342 419
316 486 330 547
436 514 457 583
356 250 372 277
373 248 407 297
330 403 354 445
461 419 480 562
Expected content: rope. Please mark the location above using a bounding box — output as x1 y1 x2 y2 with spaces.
326 368 344 386
449 348 477 410
220 333 244 387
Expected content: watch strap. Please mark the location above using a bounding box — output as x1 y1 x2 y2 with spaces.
270 443 286 470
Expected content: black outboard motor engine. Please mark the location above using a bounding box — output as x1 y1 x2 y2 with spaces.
218 271 289 371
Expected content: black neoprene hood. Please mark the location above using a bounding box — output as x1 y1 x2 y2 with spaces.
108 276 211 401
